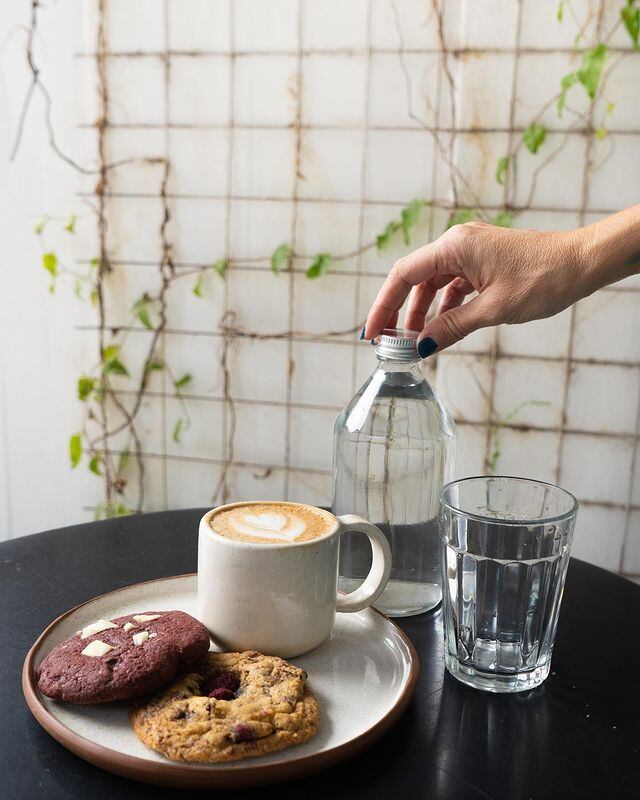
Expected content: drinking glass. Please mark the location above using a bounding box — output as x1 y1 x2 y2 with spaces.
440 476 578 693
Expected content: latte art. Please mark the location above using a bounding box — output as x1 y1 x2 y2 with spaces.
231 512 306 542
209 502 334 544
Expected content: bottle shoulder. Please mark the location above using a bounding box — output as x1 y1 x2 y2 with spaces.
336 367 456 440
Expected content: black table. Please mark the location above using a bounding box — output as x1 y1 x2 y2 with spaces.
2 509 639 800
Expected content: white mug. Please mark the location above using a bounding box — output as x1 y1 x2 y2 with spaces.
197 501 392 658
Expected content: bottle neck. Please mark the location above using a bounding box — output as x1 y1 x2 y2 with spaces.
377 355 420 372
375 356 423 376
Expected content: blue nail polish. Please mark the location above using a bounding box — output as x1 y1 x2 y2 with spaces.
417 337 438 358
359 324 366 340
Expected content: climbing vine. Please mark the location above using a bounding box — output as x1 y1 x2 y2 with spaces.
11 0 639 517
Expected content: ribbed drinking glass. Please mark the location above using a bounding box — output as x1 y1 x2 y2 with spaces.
440 476 579 693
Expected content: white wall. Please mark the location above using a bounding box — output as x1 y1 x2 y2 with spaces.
0 0 102 536
0 0 639 579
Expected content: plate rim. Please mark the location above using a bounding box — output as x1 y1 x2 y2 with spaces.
22 573 420 790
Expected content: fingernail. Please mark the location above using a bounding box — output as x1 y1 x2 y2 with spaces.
417 337 438 358
359 324 366 340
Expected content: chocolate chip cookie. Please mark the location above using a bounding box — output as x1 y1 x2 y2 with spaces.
129 651 319 762
37 611 210 704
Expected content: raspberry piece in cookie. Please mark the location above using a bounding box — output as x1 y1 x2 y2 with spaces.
203 670 240 696
209 688 236 701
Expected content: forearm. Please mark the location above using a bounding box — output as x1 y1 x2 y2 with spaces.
576 204 640 290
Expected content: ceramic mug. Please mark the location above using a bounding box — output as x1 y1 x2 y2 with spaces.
197 501 392 657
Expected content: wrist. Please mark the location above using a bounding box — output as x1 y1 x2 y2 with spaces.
577 206 640 289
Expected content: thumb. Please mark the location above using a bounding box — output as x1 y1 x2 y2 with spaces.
416 294 492 358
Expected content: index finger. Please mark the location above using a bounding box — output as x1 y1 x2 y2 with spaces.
364 240 446 338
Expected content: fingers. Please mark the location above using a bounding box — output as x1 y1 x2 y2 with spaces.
386 310 399 332
416 292 494 357
404 282 439 333
364 237 453 338
404 273 461 332
437 277 476 316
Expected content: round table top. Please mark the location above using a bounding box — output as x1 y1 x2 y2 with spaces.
2 509 639 800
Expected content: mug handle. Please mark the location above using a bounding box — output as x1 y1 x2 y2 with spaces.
335 515 392 613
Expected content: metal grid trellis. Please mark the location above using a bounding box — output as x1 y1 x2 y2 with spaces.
72 0 640 578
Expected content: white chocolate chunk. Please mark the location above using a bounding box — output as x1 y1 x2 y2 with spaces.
132 631 149 646
80 619 117 639
132 614 161 623
81 640 114 657
123 622 136 632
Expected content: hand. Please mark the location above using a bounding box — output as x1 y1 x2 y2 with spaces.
362 209 640 357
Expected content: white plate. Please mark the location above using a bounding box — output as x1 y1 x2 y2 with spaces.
23 574 419 790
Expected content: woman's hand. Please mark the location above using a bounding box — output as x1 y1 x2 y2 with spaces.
362 207 640 358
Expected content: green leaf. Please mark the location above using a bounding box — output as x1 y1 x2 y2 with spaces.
90 289 99 307
89 257 100 270
77 376 95 401
557 72 578 116
446 209 478 229
306 252 332 279
557 0 565 21
118 449 130 473
375 220 401 251
595 126 607 140
213 258 228 278
89 454 102 476
146 359 164 372
271 244 293 274
34 217 46 235
174 373 192 390
74 279 83 299
523 123 547 154
64 213 77 234
577 44 607 99
173 418 185 443
492 212 513 228
69 434 82 469
495 156 510 186
42 252 58 278
105 358 128 376
400 198 425 245
102 345 120 361
621 3 640 48
102 346 129 377
132 294 153 330
94 502 132 520
192 273 205 298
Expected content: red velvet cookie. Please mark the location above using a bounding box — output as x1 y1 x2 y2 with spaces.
36 611 210 704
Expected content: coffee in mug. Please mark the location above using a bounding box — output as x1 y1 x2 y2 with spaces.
209 502 332 544
198 501 392 657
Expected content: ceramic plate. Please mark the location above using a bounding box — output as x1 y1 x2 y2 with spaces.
23 574 419 790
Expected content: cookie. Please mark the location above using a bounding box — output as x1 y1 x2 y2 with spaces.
36 611 210 704
129 651 319 762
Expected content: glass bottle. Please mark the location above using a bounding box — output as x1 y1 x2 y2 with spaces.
332 329 456 617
